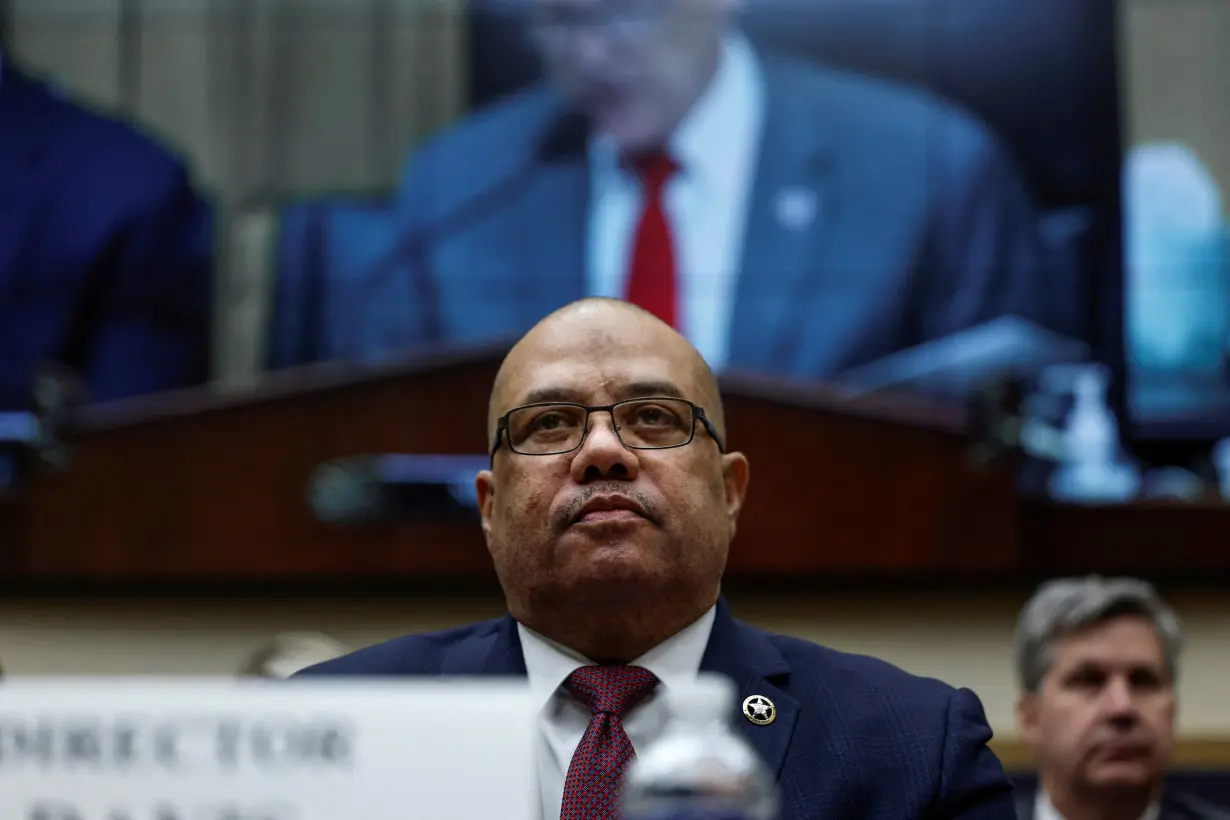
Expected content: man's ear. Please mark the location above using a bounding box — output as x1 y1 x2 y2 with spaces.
721 451 750 536
476 470 495 545
1017 692 1042 749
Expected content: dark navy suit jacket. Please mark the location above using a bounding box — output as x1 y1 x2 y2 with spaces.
0 64 213 411
299 597 1017 820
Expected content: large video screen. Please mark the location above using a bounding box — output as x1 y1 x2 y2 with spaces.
6 0 1153 503
286 0 1121 405
334 0 1129 502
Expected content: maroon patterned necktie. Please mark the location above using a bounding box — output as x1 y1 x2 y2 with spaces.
560 664 660 820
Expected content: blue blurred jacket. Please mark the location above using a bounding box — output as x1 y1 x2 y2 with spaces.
0 63 213 410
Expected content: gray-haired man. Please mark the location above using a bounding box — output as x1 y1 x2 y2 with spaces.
1013 576 1227 820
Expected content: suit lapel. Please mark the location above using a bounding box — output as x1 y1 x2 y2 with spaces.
728 59 837 373
460 600 801 783
699 596 799 782
479 614 530 676
434 613 528 677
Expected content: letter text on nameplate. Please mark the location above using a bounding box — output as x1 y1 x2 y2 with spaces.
0 679 537 820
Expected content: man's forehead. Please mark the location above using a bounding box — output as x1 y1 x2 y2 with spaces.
500 356 697 408
532 316 658 351
1052 618 1167 668
491 299 717 419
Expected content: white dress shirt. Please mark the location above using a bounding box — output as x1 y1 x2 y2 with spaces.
517 605 717 820
586 34 766 371
1035 790 1161 820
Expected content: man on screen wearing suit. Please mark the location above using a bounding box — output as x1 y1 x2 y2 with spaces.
300 297 1017 820
1014 577 1230 820
351 0 1075 380
0 54 213 411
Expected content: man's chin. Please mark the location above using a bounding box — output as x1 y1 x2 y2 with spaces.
590 111 660 154
1085 760 1158 791
575 542 658 576
559 546 669 594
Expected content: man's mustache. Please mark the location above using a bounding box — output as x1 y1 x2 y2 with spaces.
554 483 662 530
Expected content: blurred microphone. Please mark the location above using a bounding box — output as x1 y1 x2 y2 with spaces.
833 316 1091 400
968 375 1067 468
0 412 39 491
373 110 591 341
0 368 78 491
307 454 490 526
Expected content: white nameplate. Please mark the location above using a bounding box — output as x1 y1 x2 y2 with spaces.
0 678 538 820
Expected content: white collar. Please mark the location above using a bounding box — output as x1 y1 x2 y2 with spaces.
588 31 765 184
1036 790 1162 820
517 605 717 712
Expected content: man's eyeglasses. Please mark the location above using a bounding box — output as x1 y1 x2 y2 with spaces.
491 397 725 458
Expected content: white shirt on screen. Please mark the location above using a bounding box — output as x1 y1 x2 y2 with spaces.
586 33 766 372
517 604 717 820
1034 790 1161 820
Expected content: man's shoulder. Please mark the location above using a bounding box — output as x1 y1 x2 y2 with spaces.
394 84 567 218
295 616 508 677
763 53 997 157
744 619 1004 806
749 619 964 710
12 68 190 182
407 85 565 176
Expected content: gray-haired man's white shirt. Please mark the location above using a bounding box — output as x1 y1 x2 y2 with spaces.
1036 790 1161 820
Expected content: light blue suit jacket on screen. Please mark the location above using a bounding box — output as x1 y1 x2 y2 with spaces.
328 52 1078 379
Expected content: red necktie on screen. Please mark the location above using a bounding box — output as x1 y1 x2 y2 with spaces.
624 152 680 328
560 664 660 820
